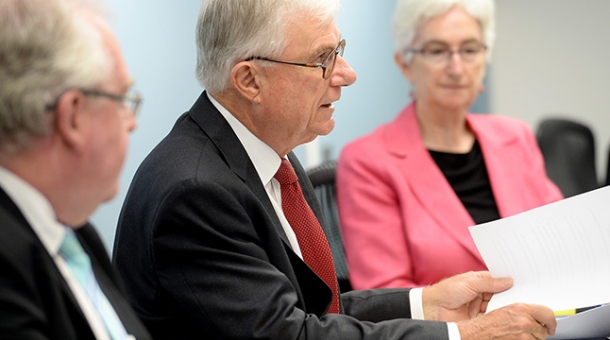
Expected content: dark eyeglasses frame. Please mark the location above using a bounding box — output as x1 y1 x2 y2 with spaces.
245 39 346 79
81 89 142 118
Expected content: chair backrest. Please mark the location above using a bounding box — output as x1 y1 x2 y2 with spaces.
536 117 599 197
306 160 352 293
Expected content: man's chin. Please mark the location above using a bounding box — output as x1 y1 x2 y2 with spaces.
318 118 335 136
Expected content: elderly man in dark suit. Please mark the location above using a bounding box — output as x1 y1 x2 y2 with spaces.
0 0 150 338
113 0 556 339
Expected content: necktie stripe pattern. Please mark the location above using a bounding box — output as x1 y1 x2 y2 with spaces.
59 229 128 339
274 159 340 314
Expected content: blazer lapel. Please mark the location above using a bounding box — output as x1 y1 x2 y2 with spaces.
186 92 330 314
77 224 150 339
468 117 522 218
0 188 92 335
187 92 291 247
383 103 482 261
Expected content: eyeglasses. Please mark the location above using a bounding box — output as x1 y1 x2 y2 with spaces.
406 42 487 66
245 39 346 79
81 89 142 117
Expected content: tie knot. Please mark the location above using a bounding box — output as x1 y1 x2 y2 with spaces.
274 158 298 185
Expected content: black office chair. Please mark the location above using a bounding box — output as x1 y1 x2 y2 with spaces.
306 160 352 293
536 117 599 197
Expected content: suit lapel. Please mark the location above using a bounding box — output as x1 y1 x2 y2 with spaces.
0 187 92 335
187 92 291 246
77 224 150 338
384 104 481 261
187 92 332 314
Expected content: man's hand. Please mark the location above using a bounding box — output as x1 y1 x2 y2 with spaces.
422 271 556 339
422 271 513 321
457 304 556 340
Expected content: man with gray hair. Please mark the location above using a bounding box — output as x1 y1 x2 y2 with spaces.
0 0 150 338
114 0 556 339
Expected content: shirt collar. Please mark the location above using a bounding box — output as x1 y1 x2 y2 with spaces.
0 166 65 255
206 92 282 184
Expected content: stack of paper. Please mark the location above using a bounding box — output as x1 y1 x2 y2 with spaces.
469 186 610 339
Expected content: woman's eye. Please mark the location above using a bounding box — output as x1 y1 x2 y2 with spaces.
425 48 448 56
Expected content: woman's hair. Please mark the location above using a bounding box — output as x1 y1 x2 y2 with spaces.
391 0 495 63
195 0 341 93
0 0 111 152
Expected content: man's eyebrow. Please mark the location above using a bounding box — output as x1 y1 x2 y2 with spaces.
313 45 334 57
314 37 343 56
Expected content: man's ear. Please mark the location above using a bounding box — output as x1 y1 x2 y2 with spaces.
53 89 87 151
231 61 262 104
394 51 414 83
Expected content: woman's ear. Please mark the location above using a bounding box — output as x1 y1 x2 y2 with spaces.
231 61 262 104
394 51 414 83
53 89 87 151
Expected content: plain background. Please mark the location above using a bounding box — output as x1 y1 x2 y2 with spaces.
93 0 610 253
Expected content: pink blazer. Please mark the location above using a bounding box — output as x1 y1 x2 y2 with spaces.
336 102 563 289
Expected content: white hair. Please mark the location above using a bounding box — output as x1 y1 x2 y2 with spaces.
195 0 341 93
391 0 495 63
0 0 112 152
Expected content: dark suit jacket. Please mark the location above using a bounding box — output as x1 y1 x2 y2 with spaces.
0 188 151 340
113 91 448 339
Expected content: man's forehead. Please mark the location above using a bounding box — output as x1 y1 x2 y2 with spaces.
283 22 340 53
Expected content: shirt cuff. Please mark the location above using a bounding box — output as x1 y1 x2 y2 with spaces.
409 288 461 340
409 287 425 320
447 322 461 340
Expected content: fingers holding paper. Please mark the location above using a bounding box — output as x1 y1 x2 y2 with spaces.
422 271 514 321
422 270 556 339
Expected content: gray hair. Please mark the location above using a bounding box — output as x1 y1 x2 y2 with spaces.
195 0 341 93
0 0 111 152
391 0 495 63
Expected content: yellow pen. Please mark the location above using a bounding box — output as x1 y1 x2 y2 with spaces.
554 309 576 317
554 306 599 317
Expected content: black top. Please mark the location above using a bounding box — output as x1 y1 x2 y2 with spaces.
429 141 500 224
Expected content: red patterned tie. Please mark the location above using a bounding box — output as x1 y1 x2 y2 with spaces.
274 158 340 314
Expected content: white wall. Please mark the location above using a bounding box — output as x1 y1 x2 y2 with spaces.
490 0 610 181
91 0 203 252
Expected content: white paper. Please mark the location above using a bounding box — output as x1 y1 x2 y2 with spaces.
469 186 610 312
551 305 610 339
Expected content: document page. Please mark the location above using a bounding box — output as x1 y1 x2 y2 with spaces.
551 305 610 339
469 186 610 313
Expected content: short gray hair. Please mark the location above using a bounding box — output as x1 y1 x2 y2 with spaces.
391 0 495 63
195 0 341 93
0 0 111 152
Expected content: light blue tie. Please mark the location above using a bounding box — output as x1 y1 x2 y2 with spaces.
59 228 128 340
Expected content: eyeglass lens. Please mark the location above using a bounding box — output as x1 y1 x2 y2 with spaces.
323 40 345 79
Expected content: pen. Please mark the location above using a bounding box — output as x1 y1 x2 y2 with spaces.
554 305 600 317
554 309 576 317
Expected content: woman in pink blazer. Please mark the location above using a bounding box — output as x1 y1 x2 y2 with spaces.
336 0 562 290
